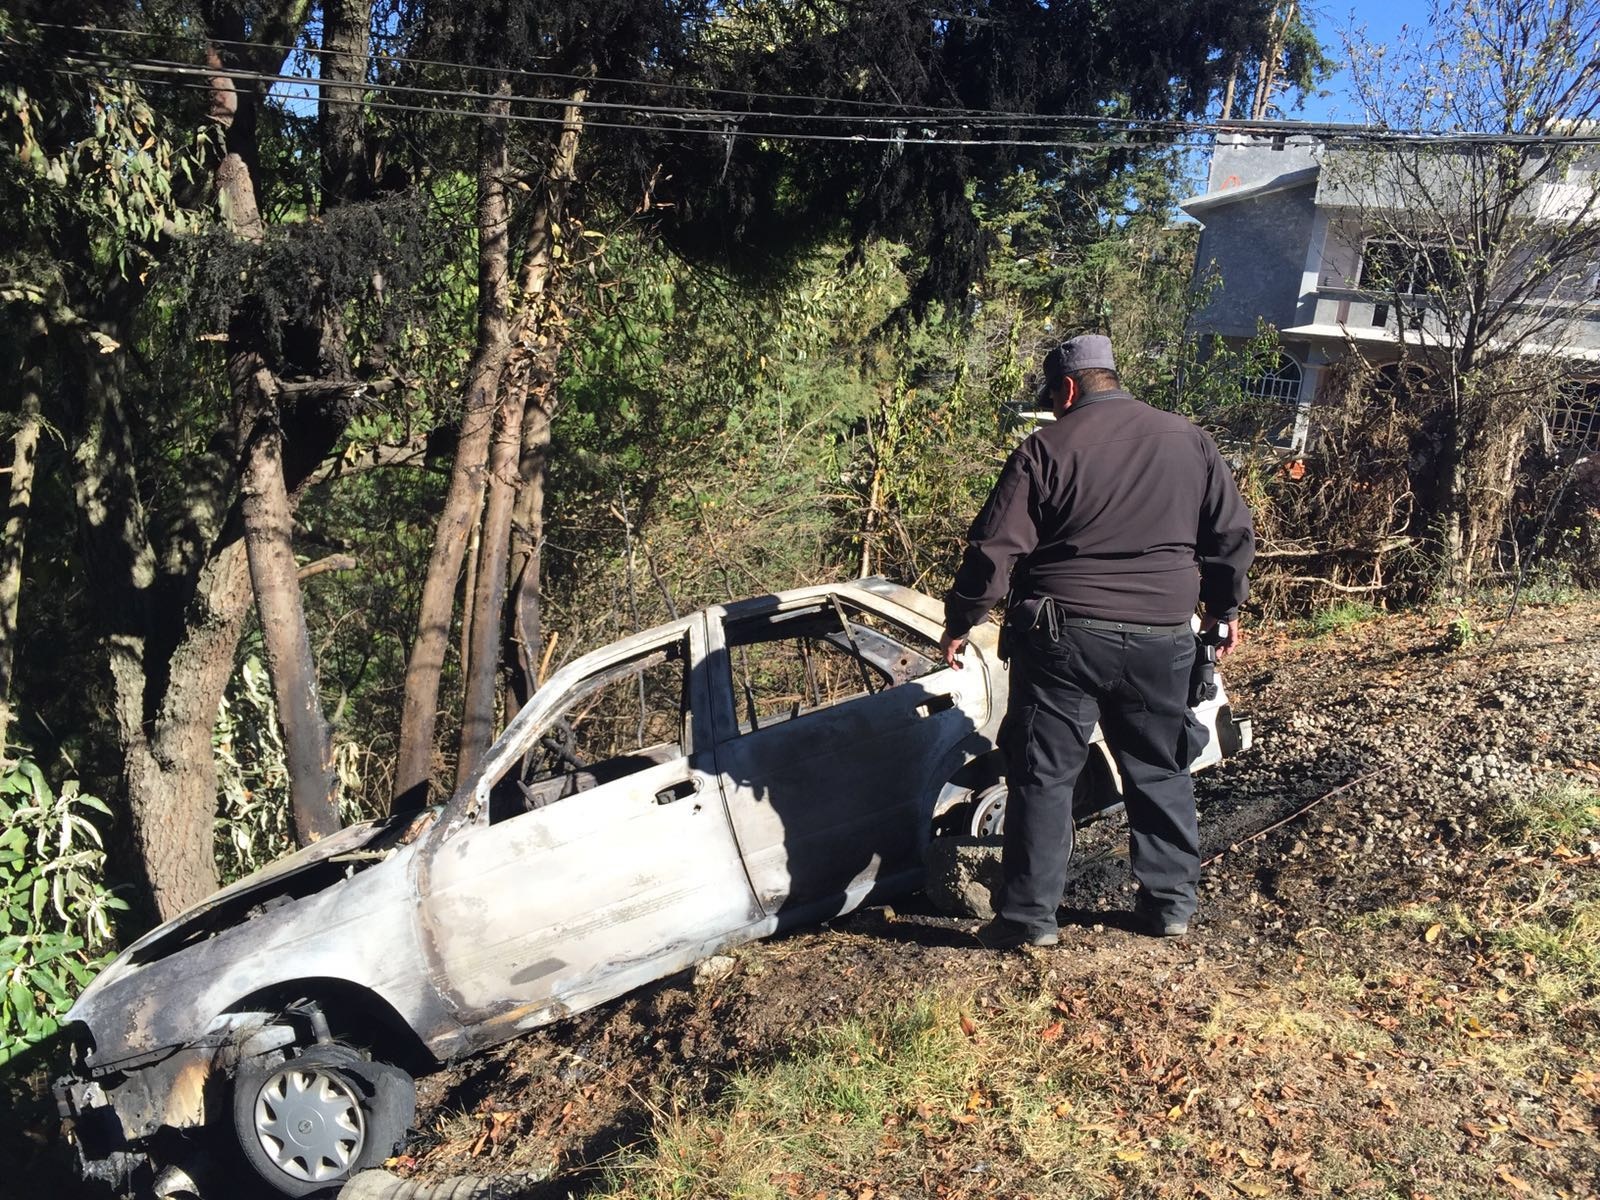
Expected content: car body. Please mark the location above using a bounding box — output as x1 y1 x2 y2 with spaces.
56 577 1249 1195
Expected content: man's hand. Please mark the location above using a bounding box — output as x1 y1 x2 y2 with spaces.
1202 615 1242 661
940 630 967 670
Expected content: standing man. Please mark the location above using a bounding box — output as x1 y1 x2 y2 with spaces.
941 334 1254 948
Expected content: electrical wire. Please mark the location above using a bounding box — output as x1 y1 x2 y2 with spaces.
27 66 1227 152
30 20 1071 120
16 24 1600 148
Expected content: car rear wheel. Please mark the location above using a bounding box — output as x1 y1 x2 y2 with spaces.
232 1044 414 1197
958 756 1118 838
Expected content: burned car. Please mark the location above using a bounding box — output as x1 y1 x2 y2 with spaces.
57 577 1250 1196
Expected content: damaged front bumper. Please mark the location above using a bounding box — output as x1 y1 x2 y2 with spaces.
54 1038 222 1180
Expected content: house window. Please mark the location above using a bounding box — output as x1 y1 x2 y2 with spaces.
1242 354 1303 404
1359 238 1460 296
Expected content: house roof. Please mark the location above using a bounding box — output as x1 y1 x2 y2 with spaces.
1179 165 1322 217
1280 321 1600 361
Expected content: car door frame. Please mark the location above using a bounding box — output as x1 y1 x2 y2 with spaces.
702 584 991 926
414 612 765 1051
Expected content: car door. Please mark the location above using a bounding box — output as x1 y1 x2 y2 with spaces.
706 589 989 927
418 617 763 1043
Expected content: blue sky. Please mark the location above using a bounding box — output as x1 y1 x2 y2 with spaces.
1291 0 1438 123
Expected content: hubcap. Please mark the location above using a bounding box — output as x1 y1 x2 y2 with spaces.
252 1062 365 1182
969 784 1008 837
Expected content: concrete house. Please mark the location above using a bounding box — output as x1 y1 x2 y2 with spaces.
1181 121 1600 450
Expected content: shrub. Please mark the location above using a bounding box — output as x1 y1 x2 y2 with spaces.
0 760 123 1065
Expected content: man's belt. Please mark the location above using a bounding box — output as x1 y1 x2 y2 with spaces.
1054 615 1194 636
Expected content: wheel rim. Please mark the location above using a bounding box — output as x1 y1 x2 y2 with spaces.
969 783 1007 837
251 1061 366 1183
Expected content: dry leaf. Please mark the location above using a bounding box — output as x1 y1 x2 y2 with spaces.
966 1090 989 1112
1237 1148 1265 1169
1424 923 1443 943
1039 1021 1064 1041
1230 1182 1272 1198
1496 1166 1534 1193
1115 1149 1147 1162
960 1014 978 1037
1054 1100 1074 1118
951 1113 979 1126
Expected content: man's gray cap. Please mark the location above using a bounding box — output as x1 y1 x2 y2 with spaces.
1036 334 1117 406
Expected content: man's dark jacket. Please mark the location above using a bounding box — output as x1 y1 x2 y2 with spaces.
944 388 1255 636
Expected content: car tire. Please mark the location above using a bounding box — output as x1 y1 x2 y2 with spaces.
232 1043 415 1198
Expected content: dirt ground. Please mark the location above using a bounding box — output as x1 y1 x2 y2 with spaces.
384 596 1600 1198
11 596 1599 1198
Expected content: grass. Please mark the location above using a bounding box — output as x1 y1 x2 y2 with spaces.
591 988 1163 1198
1491 779 1600 853
1302 600 1382 637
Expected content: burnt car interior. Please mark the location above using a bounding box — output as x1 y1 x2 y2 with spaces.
724 599 942 735
492 636 691 821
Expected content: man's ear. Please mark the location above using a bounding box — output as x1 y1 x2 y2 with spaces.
1062 376 1077 408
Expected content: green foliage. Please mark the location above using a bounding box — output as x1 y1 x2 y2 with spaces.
1445 613 1479 649
214 656 368 883
0 758 122 1065
1304 601 1381 637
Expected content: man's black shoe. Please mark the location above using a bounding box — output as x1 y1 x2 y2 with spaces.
1135 907 1190 937
975 918 1059 950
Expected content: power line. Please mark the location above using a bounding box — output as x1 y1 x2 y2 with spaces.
72 51 1161 131
32 20 1043 120
34 66 1218 152
16 29 1600 149
31 20 1600 147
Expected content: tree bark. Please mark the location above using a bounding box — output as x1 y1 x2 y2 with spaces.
319 0 372 207
234 360 341 844
0 317 46 751
392 86 513 811
503 87 587 715
457 384 523 779
70 330 253 919
125 541 254 919
214 44 341 845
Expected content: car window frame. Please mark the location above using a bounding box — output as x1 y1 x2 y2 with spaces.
443 615 709 832
703 587 949 747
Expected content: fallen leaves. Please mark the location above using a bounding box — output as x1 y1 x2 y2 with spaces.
1496 1165 1535 1193
469 1107 518 1157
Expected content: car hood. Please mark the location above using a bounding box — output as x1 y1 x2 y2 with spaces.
68 812 430 1029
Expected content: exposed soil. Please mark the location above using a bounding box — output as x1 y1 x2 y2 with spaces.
388 596 1600 1197
13 597 1599 1197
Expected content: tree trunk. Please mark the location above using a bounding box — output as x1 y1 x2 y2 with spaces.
70 330 253 919
1250 2 1293 121
124 542 254 919
234 360 341 844
215 47 340 845
319 0 372 207
502 87 587 715
392 86 514 811
0 317 46 751
457 385 523 779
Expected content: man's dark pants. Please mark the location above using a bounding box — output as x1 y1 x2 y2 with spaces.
997 620 1200 936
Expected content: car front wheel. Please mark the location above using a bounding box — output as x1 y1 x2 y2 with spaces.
232 1044 415 1197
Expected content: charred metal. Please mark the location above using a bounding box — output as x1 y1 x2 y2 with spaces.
57 578 1250 1197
